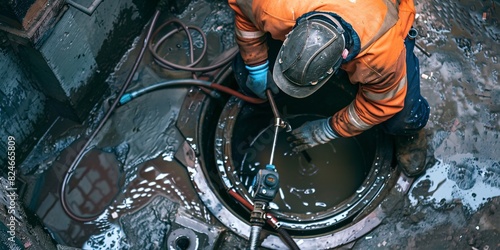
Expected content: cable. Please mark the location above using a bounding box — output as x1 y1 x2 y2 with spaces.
276 228 300 250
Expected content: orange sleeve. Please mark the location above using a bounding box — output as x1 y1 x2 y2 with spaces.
331 0 415 137
333 28 409 137
228 0 268 65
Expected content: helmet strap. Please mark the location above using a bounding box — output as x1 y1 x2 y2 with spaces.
304 13 345 34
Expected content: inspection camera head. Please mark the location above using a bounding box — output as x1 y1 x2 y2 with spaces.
252 164 280 202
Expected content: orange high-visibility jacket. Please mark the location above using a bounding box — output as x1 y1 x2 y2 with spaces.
229 0 415 137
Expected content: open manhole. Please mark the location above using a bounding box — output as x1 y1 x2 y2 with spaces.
210 75 394 233
175 67 413 248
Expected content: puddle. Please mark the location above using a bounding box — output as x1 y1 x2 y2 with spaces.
410 153 500 213
411 0 500 215
62 146 124 221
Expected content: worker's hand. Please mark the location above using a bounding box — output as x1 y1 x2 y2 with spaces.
288 118 339 153
245 61 278 99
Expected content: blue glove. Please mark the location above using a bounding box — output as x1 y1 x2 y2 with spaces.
245 61 272 99
288 118 339 153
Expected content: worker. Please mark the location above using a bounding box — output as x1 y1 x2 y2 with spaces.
228 0 431 177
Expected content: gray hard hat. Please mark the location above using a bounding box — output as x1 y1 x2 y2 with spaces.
273 13 346 98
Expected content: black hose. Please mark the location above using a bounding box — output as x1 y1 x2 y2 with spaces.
277 228 301 250
59 10 162 222
122 79 211 100
119 79 266 105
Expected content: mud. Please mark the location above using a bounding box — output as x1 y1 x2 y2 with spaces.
351 0 500 248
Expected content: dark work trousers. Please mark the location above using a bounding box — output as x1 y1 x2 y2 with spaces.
380 36 430 136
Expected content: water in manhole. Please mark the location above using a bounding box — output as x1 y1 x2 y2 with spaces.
239 114 368 215
204 66 396 233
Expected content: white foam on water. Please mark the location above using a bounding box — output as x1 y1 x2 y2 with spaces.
82 223 127 250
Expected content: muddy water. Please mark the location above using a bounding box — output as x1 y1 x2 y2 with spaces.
63 147 124 220
407 0 500 214
240 115 367 214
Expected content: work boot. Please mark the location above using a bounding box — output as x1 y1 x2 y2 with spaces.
395 128 428 177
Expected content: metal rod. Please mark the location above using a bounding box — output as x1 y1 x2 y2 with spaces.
269 125 279 165
302 150 312 163
266 89 283 166
415 43 432 57
267 89 280 119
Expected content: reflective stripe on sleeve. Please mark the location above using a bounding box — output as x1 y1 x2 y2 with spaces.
363 75 407 101
348 103 373 131
235 29 265 39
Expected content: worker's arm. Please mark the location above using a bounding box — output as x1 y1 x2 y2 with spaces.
228 0 268 66
229 0 276 98
287 48 406 152
330 0 415 137
332 37 407 137
288 117 340 153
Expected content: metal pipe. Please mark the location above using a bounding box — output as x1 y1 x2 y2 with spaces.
408 27 432 57
266 89 291 130
66 0 103 15
408 27 418 39
269 125 279 165
415 43 432 57
267 89 280 119
249 225 262 250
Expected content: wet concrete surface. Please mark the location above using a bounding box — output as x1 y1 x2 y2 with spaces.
352 0 500 249
9 0 500 249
